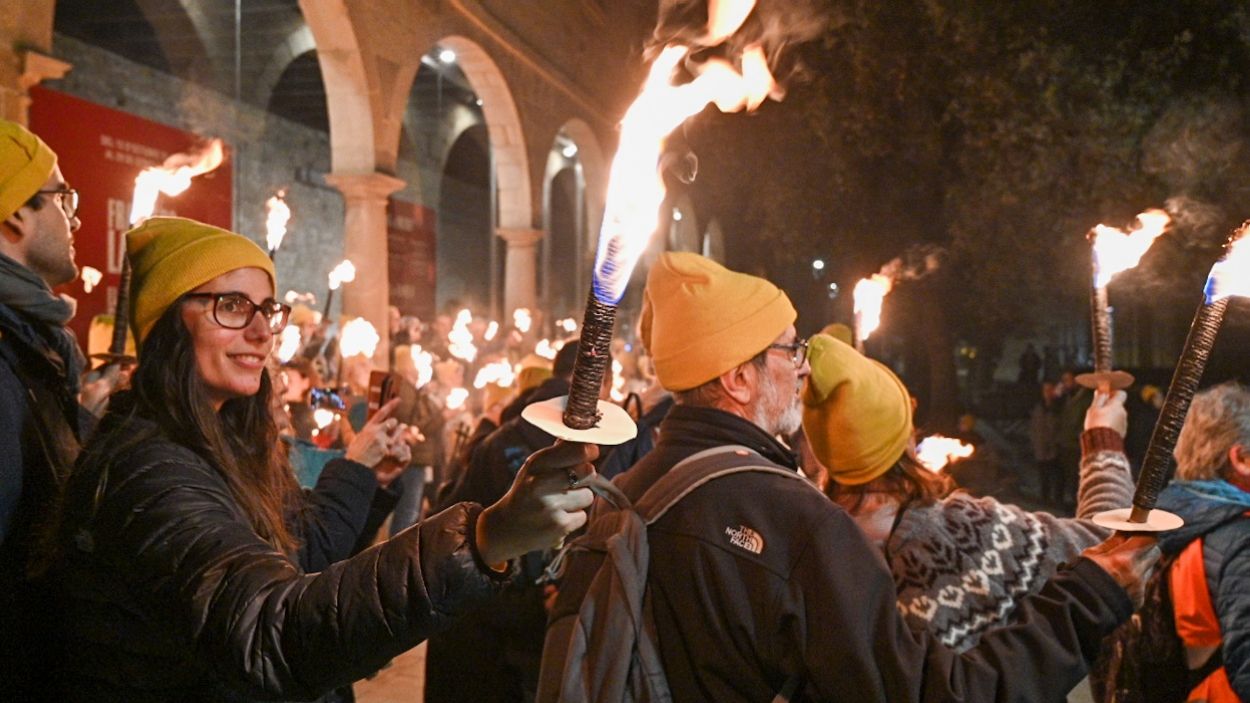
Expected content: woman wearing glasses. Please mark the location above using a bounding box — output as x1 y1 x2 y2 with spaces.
38 217 595 701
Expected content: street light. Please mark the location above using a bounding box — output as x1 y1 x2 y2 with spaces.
827 281 840 299
811 258 826 271
439 48 457 64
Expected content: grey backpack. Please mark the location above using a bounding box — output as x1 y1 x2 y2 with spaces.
539 445 809 703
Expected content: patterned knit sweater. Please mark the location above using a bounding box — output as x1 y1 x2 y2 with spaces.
880 428 1133 652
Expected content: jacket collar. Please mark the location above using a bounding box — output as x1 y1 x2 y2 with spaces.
657 404 798 470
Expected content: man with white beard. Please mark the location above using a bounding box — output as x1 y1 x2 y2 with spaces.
541 251 1157 702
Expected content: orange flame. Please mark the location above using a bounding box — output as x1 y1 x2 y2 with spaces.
853 274 893 342
610 358 627 403
593 3 780 304
80 266 102 294
915 435 976 473
1091 209 1170 288
328 259 356 290
484 321 499 342
266 190 292 252
410 345 435 388
513 308 533 334
1207 224 1250 302
449 309 478 362
474 360 516 389
558 317 578 333
277 325 302 363
129 139 225 225
339 317 380 359
446 387 469 411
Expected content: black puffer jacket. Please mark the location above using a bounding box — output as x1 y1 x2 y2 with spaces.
44 412 509 702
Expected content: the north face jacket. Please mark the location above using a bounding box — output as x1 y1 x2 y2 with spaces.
545 404 1135 702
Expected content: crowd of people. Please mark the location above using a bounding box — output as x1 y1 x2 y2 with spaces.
2 116 1248 702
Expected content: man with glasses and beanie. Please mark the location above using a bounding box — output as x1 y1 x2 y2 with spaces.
0 119 90 695
541 251 1160 701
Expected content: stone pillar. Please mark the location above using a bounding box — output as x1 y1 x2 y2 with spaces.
325 171 404 365
1 49 70 124
498 227 543 318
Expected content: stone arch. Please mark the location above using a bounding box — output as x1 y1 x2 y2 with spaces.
435 35 533 230
555 118 607 269
299 0 376 173
131 0 219 85
251 25 316 109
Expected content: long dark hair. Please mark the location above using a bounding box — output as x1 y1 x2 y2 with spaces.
824 452 953 515
44 298 300 564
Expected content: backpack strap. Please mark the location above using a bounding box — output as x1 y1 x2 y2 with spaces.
634 445 815 525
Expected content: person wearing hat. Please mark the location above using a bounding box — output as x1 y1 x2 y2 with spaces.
806 333 1137 653
542 251 1158 701
0 119 96 696
38 217 596 701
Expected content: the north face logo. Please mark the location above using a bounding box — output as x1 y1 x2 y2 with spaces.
725 525 764 554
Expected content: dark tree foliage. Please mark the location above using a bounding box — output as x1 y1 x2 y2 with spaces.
679 0 1250 424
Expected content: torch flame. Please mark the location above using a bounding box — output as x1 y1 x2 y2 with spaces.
558 317 578 333
409 345 435 389
592 5 782 305
448 309 478 363
129 138 225 225
853 274 893 342
1091 209 1170 288
313 408 337 430
484 321 499 341
81 266 103 294
513 308 533 334
446 387 469 411
915 435 976 473
339 317 380 359
328 260 356 290
266 190 292 252
535 338 560 360
1206 224 1250 303
610 358 627 403
277 324 302 363
474 360 516 389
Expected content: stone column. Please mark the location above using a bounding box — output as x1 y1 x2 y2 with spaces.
325 171 404 365
498 227 543 318
1 49 70 124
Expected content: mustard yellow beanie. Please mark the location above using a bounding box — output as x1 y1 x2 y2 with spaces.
517 353 554 392
640 252 796 392
126 216 275 347
802 333 913 486
819 322 854 347
0 120 57 223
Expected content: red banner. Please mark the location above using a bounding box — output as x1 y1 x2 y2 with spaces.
388 198 437 320
28 86 233 350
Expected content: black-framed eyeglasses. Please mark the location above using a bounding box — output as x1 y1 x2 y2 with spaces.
35 188 79 219
183 292 291 333
767 338 808 368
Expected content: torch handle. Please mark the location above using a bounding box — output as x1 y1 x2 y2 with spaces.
322 288 335 321
563 290 616 430
1091 283 1113 375
109 256 132 355
1131 296 1230 519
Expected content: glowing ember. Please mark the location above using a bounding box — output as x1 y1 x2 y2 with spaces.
265 190 291 252
448 308 478 363
80 266 102 294
327 260 356 290
558 318 578 333
915 435 976 473
853 274 894 342
339 317 380 359
610 358 627 403
446 387 469 411
1091 209 1170 288
535 338 559 360
592 2 784 305
484 321 499 342
410 345 434 388
313 408 337 430
1206 224 1250 303
129 138 225 225
513 308 533 333
277 325 302 363
474 360 516 389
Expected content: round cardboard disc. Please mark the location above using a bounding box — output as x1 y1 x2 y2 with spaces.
1091 507 1184 533
1075 370 1136 391
521 395 638 446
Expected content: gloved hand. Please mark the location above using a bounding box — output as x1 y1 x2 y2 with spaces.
1084 389 1128 438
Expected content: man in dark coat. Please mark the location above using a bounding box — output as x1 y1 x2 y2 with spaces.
0 120 97 696
540 252 1159 702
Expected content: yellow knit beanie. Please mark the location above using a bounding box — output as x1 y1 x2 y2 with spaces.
802 333 913 486
126 216 275 348
640 252 796 391
0 120 57 223
517 353 554 392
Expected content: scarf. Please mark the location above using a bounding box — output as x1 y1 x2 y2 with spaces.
0 251 84 390
1173 479 1250 509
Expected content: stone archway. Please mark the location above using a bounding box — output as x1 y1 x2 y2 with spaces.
554 118 607 272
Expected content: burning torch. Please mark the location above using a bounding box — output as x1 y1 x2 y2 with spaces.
265 189 291 260
323 259 356 321
853 274 892 354
1076 209 1169 393
1092 225 1250 532
94 138 225 369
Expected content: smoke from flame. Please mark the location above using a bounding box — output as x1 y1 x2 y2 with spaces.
129 139 225 225
1091 209 1170 288
266 190 291 252
915 435 975 473
328 260 356 290
1206 224 1250 303
339 317 380 359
